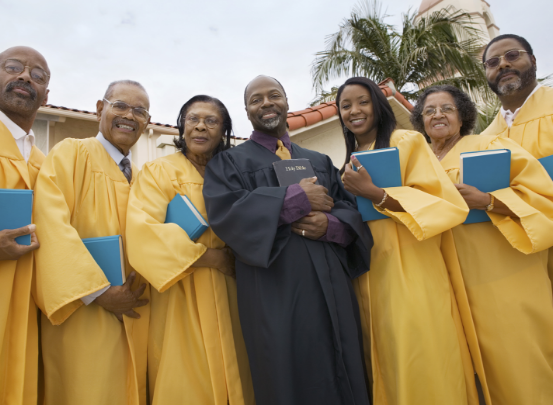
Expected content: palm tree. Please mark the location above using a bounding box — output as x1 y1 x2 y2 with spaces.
311 0 492 104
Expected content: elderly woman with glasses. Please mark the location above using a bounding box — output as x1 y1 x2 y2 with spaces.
126 95 254 405
411 85 553 405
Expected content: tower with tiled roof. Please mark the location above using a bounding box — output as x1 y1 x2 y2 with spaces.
417 0 500 42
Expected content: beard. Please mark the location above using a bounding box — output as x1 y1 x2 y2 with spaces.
0 81 38 114
488 65 537 96
260 116 281 130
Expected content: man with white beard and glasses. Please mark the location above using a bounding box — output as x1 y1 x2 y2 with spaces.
481 34 553 289
202 75 373 405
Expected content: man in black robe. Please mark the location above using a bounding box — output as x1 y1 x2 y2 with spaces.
203 75 373 405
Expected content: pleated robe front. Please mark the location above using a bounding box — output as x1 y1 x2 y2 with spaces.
482 85 553 289
0 122 44 405
354 130 477 405
33 137 149 405
126 152 255 405
440 134 553 405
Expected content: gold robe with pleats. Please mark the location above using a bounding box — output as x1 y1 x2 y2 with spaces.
354 130 477 405
0 122 44 405
126 152 254 405
440 134 553 405
33 137 149 405
482 85 553 289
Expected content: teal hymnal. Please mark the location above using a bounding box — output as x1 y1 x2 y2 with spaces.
165 194 209 241
460 149 511 224
0 189 33 245
352 147 402 221
82 235 126 286
539 155 553 180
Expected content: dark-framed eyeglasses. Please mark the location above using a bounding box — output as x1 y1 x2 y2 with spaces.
422 105 457 117
185 115 220 129
483 50 529 69
103 98 150 123
2 59 50 85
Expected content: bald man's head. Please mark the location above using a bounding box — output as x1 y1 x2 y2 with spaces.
0 46 50 130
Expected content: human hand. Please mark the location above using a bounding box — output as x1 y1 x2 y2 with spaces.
343 156 383 203
292 211 329 240
94 271 148 322
298 177 334 212
0 225 40 261
455 184 491 210
215 246 236 278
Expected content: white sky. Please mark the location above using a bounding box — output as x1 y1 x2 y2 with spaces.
1 0 551 137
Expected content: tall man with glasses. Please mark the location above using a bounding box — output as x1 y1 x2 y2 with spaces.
480 34 553 405
33 80 150 405
0 46 49 405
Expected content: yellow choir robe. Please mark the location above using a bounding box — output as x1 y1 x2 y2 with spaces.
126 152 254 405
440 134 553 405
33 137 149 405
354 130 477 405
481 85 553 288
0 122 44 405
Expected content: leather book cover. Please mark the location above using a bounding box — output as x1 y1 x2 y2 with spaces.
273 159 316 186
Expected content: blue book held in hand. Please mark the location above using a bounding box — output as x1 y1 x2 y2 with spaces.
0 189 33 245
460 149 511 224
538 154 553 180
352 147 402 221
165 194 209 241
82 235 126 286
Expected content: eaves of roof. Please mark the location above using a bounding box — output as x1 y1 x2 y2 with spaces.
287 78 413 131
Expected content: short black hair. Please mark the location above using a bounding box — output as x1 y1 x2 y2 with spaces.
174 95 232 156
243 75 287 105
336 77 397 173
410 85 477 140
482 34 534 63
104 80 148 100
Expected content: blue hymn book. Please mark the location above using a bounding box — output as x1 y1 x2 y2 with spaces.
460 149 511 224
352 147 402 221
165 194 209 241
538 154 553 180
0 189 33 245
82 235 126 286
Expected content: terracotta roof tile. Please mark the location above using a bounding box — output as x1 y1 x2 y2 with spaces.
287 79 413 131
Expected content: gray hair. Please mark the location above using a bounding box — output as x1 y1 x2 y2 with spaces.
103 80 148 100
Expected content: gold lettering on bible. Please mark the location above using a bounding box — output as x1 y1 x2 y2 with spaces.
285 166 307 171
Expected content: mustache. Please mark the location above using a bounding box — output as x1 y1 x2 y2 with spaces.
6 81 37 100
113 117 138 130
495 69 520 85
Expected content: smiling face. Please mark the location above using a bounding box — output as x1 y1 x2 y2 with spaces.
485 38 537 96
338 84 376 138
183 102 224 158
422 92 462 143
245 76 289 137
0 46 50 122
96 83 150 155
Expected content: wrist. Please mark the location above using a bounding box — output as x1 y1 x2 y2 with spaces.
366 185 384 204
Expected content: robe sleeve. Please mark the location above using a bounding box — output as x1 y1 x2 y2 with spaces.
325 155 373 278
486 137 553 254
203 151 290 269
33 140 110 325
377 131 469 241
126 162 207 293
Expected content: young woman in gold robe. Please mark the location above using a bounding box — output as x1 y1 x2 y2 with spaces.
339 77 476 405
412 85 553 405
126 95 254 405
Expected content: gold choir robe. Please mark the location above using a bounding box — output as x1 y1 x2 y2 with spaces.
126 152 254 405
354 130 477 405
481 85 553 288
33 138 149 405
440 134 553 405
0 122 44 405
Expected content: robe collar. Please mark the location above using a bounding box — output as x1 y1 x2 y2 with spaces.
250 130 292 155
0 120 33 188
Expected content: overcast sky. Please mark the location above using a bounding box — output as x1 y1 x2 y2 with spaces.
1 0 551 137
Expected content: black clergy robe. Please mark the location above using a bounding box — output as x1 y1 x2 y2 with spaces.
203 139 373 405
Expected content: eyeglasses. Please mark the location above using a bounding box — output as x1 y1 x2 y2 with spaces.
483 50 529 69
185 115 220 129
422 105 457 117
103 98 150 123
2 59 50 85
